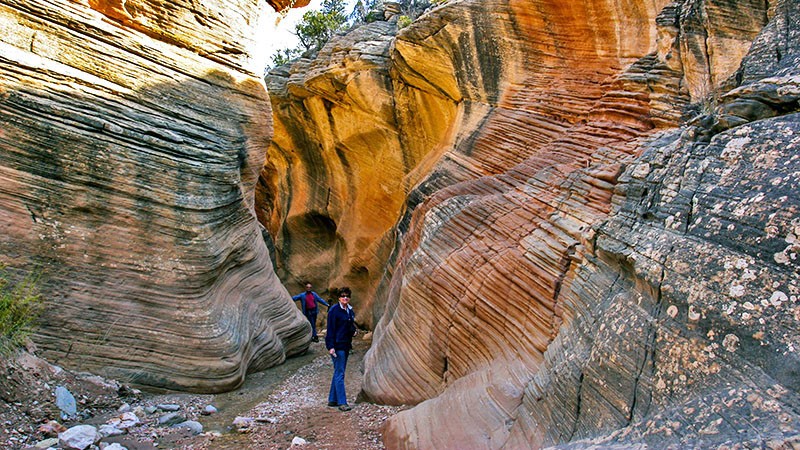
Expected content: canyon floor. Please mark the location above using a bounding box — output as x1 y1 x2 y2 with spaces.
2 338 404 450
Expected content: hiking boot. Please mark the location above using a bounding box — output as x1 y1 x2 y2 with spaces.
327 402 338 407
338 404 352 411
311 336 319 342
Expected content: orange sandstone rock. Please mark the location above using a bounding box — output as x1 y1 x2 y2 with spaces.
263 0 799 447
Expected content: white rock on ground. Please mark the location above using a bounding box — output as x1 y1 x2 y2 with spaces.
58 424 99 450
100 443 129 450
107 411 141 429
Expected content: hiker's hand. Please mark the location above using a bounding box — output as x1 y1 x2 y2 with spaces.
329 348 336 357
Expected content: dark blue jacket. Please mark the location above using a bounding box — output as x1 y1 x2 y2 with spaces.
292 291 329 314
326 303 356 351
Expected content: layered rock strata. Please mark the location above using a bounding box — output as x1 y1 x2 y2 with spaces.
261 21 407 321
366 0 800 448
0 0 309 392
263 0 799 446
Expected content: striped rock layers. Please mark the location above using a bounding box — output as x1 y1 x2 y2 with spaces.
0 0 309 392
261 22 407 325
263 0 799 447
364 0 800 448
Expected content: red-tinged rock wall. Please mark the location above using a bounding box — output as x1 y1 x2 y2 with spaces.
264 0 798 447
0 0 309 392
357 0 799 448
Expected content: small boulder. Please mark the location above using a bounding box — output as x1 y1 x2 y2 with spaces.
172 420 203 435
156 404 180 412
201 405 218 415
58 424 99 450
54 386 77 418
157 412 186 426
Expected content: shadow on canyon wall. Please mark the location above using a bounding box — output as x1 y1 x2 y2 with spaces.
0 42 309 391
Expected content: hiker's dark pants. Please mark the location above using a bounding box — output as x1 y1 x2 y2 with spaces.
305 310 318 338
328 349 349 405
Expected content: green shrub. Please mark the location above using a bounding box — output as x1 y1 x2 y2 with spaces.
397 15 412 28
364 10 383 22
0 266 44 355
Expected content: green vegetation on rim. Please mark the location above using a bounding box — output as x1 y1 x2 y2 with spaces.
269 0 432 69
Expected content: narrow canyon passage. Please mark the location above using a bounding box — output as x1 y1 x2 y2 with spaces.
99 338 401 450
197 338 400 450
0 0 798 448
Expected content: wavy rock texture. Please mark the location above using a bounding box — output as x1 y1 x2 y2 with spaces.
262 2 539 324
321 0 795 448
260 21 409 321
354 1 800 448
0 0 310 392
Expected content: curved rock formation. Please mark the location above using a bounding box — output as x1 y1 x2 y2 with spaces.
260 21 406 322
366 0 799 448
0 0 309 392
262 0 799 446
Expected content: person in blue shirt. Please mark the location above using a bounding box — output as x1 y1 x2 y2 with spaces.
292 282 329 342
325 286 357 411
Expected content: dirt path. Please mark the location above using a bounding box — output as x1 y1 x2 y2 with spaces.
2 337 402 449
177 338 403 449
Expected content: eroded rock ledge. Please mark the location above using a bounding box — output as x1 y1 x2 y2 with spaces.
0 0 309 392
265 0 799 446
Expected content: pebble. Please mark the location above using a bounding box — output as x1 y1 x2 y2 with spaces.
98 423 125 437
201 405 218 415
171 420 203 435
100 443 128 450
107 412 140 429
157 412 186 426
156 404 180 412
233 416 255 432
33 437 59 448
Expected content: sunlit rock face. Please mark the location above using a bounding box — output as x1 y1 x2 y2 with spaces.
261 22 409 321
0 0 309 392
261 3 529 325
354 0 797 448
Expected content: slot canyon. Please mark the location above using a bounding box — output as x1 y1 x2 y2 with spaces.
0 0 798 448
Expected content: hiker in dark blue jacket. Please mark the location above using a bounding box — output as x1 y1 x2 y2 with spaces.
292 282 329 342
325 286 357 411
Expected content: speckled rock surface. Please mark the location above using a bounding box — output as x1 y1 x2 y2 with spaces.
0 0 310 392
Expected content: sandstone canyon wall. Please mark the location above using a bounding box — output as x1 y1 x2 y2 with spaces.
266 0 799 447
0 0 311 392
